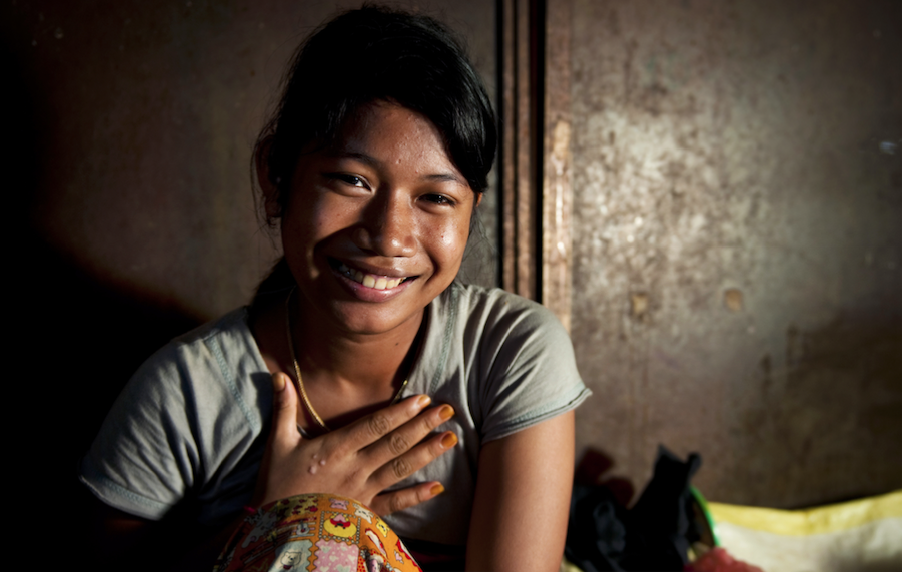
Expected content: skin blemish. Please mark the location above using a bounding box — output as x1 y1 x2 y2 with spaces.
308 465 318 475
319 459 326 466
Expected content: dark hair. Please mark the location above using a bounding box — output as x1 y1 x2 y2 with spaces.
256 4 497 217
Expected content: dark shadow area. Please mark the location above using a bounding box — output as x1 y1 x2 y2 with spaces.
576 447 637 508
3 33 202 554
568 446 711 572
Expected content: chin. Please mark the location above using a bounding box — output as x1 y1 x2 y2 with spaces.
326 302 425 337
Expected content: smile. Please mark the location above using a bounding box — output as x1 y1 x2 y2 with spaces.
335 261 411 290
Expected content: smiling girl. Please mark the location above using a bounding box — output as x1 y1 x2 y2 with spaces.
80 6 589 571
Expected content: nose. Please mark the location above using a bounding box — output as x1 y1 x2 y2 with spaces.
352 191 417 258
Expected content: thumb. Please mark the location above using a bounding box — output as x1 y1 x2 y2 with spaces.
271 372 301 446
251 372 300 507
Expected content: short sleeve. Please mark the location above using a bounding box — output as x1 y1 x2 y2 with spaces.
467 290 591 443
79 342 205 520
78 308 270 524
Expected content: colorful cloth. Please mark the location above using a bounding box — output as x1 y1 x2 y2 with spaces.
214 494 422 572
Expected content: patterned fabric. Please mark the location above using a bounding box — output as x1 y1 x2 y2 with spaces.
214 494 422 572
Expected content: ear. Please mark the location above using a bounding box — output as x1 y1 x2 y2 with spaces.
468 192 483 229
255 136 281 219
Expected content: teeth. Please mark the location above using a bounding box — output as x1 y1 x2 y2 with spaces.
337 262 406 290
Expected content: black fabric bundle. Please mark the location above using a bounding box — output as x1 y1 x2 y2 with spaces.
565 446 703 572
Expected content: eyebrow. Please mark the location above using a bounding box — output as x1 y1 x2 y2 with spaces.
422 172 467 186
324 150 468 187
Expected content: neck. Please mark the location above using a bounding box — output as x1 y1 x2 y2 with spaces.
251 288 427 430
292 301 424 392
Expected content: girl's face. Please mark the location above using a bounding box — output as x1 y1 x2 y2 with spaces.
274 101 478 336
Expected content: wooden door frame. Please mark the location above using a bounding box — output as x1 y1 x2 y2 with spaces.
499 0 573 331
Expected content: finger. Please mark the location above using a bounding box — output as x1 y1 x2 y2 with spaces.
369 481 445 516
369 430 457 489
363 404 454 467
270 372 301 449
333 394 432 453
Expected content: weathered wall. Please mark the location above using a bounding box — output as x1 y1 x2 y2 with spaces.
569 0 901 507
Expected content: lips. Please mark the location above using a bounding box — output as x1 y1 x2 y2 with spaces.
334 261 412 291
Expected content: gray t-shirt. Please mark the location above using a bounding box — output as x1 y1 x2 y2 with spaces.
79 282 590 546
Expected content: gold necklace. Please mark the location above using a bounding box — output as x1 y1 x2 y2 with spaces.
284 289 410 433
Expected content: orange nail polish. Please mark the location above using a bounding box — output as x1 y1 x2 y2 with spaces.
438 405 454 420
416 395 432 408
441 432 458 448
430 483 445 496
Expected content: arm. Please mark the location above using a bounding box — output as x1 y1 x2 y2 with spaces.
465 411 575 572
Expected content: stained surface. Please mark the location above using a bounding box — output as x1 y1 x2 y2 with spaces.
569 0 902 507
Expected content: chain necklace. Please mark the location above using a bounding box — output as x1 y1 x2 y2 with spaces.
284 289 410 433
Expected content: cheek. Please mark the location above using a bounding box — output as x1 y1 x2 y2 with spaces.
435 219 470 262
283 195 344 246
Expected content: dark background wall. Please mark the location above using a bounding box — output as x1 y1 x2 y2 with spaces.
4 0 899 531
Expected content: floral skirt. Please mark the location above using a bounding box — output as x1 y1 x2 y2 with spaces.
213 494 422 572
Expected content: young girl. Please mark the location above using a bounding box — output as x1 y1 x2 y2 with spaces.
81 6 589 571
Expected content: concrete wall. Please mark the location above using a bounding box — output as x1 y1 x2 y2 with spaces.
569 0 901 507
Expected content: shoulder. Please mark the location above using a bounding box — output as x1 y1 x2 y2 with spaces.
111 307 270 430
436 282 572 358
169 306 254 361
442 282 564 331
129 308 251 393
437 283 589 441
144 308 256 377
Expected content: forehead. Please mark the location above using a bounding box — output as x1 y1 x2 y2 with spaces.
328 102 460 174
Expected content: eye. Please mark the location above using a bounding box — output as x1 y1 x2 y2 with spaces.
421 193 456 206
327 173 368 188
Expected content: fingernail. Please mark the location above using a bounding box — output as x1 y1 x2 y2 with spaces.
273 373 286 392
441 432 458 449
430 483 445 496
416 395 432 408
438 405 454 421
